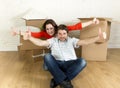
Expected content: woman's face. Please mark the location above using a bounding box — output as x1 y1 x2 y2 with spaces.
45 24 55 36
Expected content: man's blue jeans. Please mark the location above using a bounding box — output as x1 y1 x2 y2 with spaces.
44 53 87 84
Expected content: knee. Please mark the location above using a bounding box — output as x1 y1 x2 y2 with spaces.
44 53 52 62
82 58 87 67
79 58 87 68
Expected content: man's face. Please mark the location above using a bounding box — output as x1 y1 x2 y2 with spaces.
57 29 68 41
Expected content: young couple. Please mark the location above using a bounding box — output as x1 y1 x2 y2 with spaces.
13 18 103 88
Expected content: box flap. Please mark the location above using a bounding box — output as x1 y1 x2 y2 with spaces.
78 17 112 22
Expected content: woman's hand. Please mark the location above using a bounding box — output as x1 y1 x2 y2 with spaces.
92 18 100 24
98 28 106 40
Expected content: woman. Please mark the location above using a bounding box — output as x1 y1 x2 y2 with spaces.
12 18 99 39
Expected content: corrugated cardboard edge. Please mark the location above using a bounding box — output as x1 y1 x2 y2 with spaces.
80 17 120 24
22 18 46 21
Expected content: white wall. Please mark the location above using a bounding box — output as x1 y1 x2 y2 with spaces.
0 0 120 51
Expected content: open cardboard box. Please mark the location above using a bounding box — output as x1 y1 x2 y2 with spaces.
19 19 46 50
18 19 49 61
79 17 112 61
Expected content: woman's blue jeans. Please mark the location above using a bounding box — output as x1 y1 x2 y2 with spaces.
44 53 87 84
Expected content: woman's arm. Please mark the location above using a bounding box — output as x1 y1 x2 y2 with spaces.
67 22 82 31
82 18 99 28
67 18 99 31
11 27 52 39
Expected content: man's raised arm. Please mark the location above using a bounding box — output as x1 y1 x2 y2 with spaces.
76 28 106 46
23 30 49 47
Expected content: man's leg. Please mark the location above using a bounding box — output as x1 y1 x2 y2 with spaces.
44 53 67 84
65 58 87 80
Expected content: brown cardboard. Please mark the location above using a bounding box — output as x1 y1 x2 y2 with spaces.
32 49 50 62
20 36 47 50
17 46 33 60
79 17 112 61
19 19 47 50
18 19 48 62
81 42 108 61
25 19 46 28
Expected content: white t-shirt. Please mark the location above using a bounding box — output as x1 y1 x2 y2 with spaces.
47 37 79 61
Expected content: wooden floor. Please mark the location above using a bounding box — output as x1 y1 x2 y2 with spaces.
0 49 120 88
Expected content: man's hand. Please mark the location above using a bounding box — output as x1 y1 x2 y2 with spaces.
98 28 106 40
11 26 32 36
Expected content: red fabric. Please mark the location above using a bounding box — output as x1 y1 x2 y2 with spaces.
31 31 53 39
31 22 82 39
67 22 82 31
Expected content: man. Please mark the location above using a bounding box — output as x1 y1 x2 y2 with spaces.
23 24 105 88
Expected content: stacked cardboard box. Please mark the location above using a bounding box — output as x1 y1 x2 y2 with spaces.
18 19 50 61
79 18 112 61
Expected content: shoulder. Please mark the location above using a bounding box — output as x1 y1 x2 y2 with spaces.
47 37 58 42
67 37 79 43
68 37 79 40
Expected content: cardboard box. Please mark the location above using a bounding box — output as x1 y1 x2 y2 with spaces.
79 17 112 61
25 19 46 29
19 19 47 50
17 46 33 60
32 49 50 62
81 42 108 61
19 36 47 50
18 19 48 61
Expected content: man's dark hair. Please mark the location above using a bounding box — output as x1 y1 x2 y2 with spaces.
57 24 69 33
